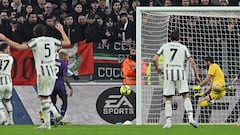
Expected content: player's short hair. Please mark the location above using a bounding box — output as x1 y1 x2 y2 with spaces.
33 24 46 37
59 49 68 55
170 29 179 41
0 42 8 51
204 56 214 63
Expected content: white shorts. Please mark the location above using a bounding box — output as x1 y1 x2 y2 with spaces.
163 80 189 96
0 83 13 100
37 75 56 96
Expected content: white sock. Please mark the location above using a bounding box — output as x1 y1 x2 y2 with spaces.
0 101 6 122
4 100 13 122
165 101 172 121
184 98 194 122
50 102 61 118
41 100 51 125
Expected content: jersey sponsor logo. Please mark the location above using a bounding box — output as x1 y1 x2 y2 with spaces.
96 87 136 124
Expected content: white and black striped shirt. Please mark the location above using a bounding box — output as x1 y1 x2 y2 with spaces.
157 41 191 81
0 53 14 85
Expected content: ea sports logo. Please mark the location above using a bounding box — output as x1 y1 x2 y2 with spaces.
96 87 136 124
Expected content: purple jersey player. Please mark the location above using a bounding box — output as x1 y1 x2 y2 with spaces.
51 49 73 121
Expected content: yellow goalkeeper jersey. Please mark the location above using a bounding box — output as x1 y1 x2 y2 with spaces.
208 63 225 85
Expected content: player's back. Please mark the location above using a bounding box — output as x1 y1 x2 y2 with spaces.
0 53 14 85
159 42 190 81
27 36 61 76
54 59 68 89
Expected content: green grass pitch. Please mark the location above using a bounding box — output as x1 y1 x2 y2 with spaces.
0 124 239 135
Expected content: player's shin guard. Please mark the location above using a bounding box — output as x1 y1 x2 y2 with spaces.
199 100 209 107
184 98 194 122
41 100 51 125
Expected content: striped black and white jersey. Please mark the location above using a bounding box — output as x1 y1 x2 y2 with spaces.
27 36 61 77
157 41 191 81
0 53 14 85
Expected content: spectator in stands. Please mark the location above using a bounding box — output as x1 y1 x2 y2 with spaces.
15 12 25 24
63 14 79 45
210 0 220 5
33 0 46 15
11 0 25 13
85 11 98 43
102 16 117 43
54 0 69 23
190 0 200 5
43 2 54 19
9 18 21 41
181 0 191 6
220 0 229 6
45 15 61 39
0 0 11 11
98 0 108 21
0 10 11 37
121 0 130 11
23 3 33 19
109 0 121 25
121 47 147 85
117 10 134 44
163 0 173 6
76 14 87 41
72 2 85 22
72 0 89 15
200 0 211 5
94 15 106 43
16 11 39 42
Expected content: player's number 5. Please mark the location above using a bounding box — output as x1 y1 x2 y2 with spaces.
44 43 51 58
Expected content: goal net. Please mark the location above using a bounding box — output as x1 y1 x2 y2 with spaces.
136 7 240 125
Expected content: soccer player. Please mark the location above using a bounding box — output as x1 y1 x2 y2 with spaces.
51 49 73 123
0 23 71 129
152 29 200 128
0 43 14 125
193 56 232 107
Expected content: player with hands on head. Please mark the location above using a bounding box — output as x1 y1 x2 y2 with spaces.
193 56 234 107
0 22 71 129
152 29 200 128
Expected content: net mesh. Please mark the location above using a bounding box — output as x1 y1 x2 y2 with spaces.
139 10 240 124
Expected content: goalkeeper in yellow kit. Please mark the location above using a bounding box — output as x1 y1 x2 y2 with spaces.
193 56 233 107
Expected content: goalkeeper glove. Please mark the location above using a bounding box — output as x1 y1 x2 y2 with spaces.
194 93 205 97
192 85 201 91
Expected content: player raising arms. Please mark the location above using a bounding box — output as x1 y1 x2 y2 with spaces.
0 23 71 129
0 43 14 125
193 56 234 107
152 29 200 128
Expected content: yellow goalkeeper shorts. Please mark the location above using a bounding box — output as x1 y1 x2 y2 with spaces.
210 83 226 100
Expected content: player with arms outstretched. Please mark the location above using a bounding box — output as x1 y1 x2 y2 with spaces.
193 56 234 107
0 43 14 125
152 29 200 128
0 23 71 129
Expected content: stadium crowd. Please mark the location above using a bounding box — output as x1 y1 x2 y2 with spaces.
0 0 240 80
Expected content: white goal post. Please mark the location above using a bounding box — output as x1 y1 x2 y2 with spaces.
136 7 240 125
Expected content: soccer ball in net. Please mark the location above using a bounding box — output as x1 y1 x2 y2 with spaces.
120 85 131 96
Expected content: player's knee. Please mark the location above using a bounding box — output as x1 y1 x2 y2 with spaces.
199 100 209 107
